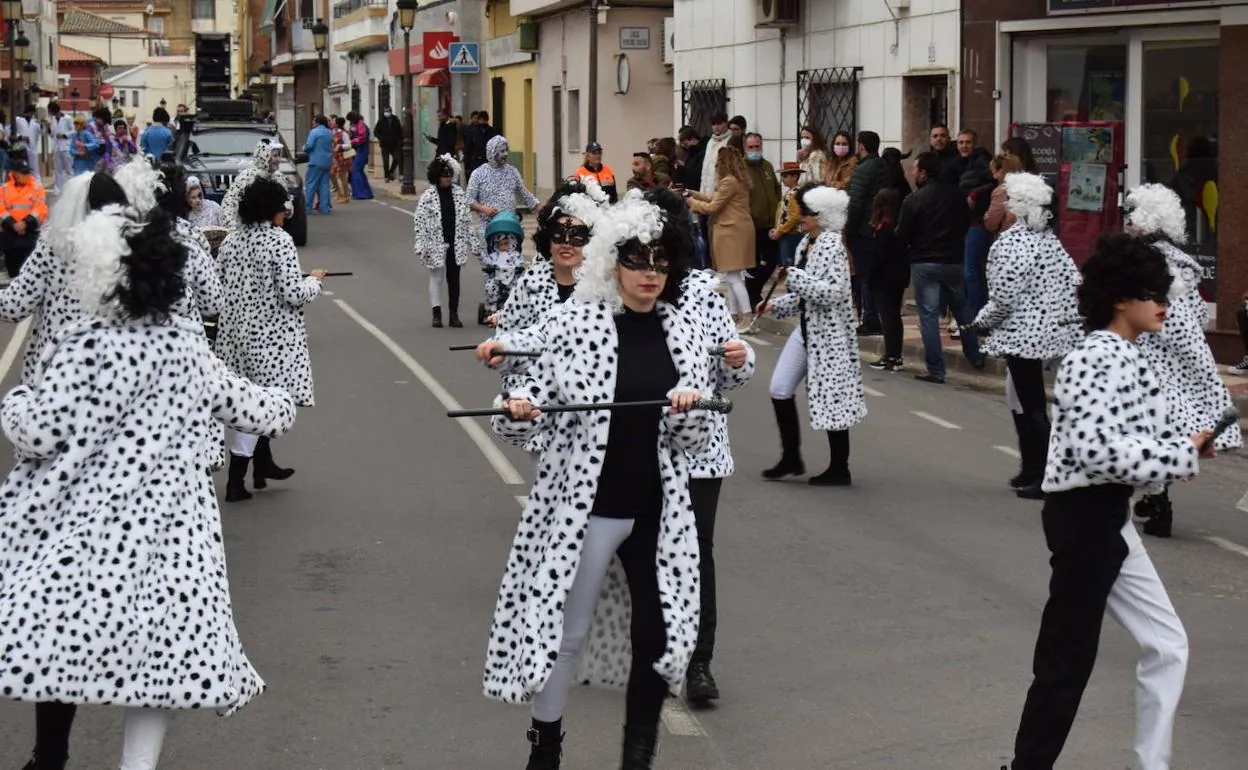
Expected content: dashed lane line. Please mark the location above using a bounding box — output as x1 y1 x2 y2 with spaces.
515 495 528 507
862 385 885 398
912 411 963 430
0 318 32 384
994 445 1021 459
333 298 525 486
1204 536 1248 562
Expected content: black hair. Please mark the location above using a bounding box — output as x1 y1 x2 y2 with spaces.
335 116 346 129
478 110 490 122
153 107 170 124
729 115 747 130
709 111 728 126
534 181 590 258
111 207 187 322
88 173 129 210
48 102 60 116
1078 232 1173 331
92 107 111 123
238 178 290 225
155 162 189 220
915 151 940 178
931 122 950 132
677 126 699 143
857 130 881 155
1001 137 1038 173
640 187 694 306
427 155 454 185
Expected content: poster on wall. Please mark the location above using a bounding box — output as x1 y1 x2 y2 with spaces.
417 87 439 163
1068 162 1108 212
1086 71 1125 121
1012 123 1062 189
1062 126 1114 163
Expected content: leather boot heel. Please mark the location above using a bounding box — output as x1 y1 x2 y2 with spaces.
224 454 252 503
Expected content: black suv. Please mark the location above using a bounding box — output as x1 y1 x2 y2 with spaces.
170 105 309 246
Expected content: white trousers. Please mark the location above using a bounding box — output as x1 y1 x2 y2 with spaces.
769 327 807 400
119 707 170 770
1110 519 1189 770
721 270 750 315
53 150 72 193
530 516 635 722
428 269 444 308
230 431 260 458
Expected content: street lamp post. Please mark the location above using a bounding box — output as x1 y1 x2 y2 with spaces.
3 1 24 147
70 87 79 117
398 0 417 195
312 20 329 118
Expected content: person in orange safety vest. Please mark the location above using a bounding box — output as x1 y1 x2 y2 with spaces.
0 152 48 277
574 141 618 203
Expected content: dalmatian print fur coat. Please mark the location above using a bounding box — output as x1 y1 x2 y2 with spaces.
0 314 296 713
0 238 85 385
770 231 866 431
219 143 283 232
215 222 322 407
412 184 481 269
172 217 224 327
484 299 712 704
1044 329 1200 495
1137 241 1241 451
973 223 1082 361
683 270 755 478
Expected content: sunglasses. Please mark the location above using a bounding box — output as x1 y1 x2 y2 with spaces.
440 171 454 178
550 222 591 246
1136 292 1170 306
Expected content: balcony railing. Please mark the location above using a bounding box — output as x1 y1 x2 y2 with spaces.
333 0 388 19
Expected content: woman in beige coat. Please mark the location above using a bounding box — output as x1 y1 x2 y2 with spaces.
686 146 756 327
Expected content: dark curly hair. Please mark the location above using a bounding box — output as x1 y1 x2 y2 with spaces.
427 155 455 185
155 162 189 220
533 181 590 259
87 173 129 211
111 208 188 321
1078 232 1173 331
640 187 694 305
238 177 290 225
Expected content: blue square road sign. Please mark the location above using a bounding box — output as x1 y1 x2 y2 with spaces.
448 42 480 74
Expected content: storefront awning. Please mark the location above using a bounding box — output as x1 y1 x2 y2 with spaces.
415 69 449 87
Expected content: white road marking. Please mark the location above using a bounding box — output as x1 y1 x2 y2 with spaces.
662 698 707 737
739 333 771 347
0 318 32 384
1204 536 1248 561
994 445 1021 459
1236 488 1248 514
377 200 412 215
862 385 885 398
321 290 335 296
912 411 963 430
515 495 528 507
333 299 525 486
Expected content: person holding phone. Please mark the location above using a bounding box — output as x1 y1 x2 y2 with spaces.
1003 233 1215 770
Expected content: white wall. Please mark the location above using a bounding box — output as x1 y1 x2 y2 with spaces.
672 0 961 168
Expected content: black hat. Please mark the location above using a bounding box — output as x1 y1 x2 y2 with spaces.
585 141 603 153
9 155 31 174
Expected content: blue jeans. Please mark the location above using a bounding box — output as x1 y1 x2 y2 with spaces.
305 165 331 213
963 226 990 318
911 261 983 380
778 234 803 267
846 233 879 329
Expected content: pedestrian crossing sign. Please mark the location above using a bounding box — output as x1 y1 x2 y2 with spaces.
448 42 480 74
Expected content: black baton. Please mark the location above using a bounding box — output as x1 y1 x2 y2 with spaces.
447 397 734 418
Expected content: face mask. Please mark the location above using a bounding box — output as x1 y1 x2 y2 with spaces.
833 145 850 157
384 111 392 117
746 151 762 162
800 138 812 149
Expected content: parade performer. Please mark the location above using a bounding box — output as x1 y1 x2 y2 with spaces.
414 154 479 329
0 171 129 384
487 188 712 770
466 135 541 227
215 177 326 502
1004 232 1211 770
0 204 295 770
220 139 285 231
757 184 866 485
969 172 1081 500
186 175 224 228
479 211 525 325
1124 183 1242 537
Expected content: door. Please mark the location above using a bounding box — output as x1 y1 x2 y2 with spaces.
524 78 534 188
552 87 563 183
492 77 506 137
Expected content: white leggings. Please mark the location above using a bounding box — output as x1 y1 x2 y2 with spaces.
721 270 750 315
119 708 170 770
769 327 807 399
428 269 444 308
1111 519 1189 770
230 431 260 458
531 516 636 722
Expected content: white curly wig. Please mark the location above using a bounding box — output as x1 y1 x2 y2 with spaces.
113 155 166 216
554 177 612 230
43 172 99 256
1125 183 1187 244
68 204 143 316
574 189 668 312
800 185 849 233
1004 172 1053 231
438 153 463 186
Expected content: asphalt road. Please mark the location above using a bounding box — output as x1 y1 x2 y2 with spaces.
2 200 1248 769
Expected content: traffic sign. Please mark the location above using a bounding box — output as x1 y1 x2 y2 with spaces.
99 83 115 100
448 42 480 74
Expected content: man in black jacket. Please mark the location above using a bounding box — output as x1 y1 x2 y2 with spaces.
463 111 499 180
844 130 889 335
929 123 962 187
675 126 706 192
899 151 985 383
957 129 995 320
374 106 403 182
425 109 459 158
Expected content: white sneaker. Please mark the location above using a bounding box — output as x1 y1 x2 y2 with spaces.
1230 356 1248 376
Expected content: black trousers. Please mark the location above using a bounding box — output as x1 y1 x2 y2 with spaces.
1006 356 1050 479
746 228 780 308
872 283 907 360
617 516 670 728
1012 484 1133 769
436 259 461 314
379 146 401 180
1237 306 1248 351
689 477 722 663
4 242 34 277
34 701 78 766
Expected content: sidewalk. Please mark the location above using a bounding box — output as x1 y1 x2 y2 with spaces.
366 162 426 202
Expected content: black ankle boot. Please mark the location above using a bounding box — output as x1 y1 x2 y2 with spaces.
685 659 720 703
620 723 659 770
22 760 66 770
762 398 804 479
432 307 443 328
809 430 851 486
525 718 563 770
1142 490 1173 538
1008 412 1033 489
449 308 463 328
252 437 295 490
225 454 252 503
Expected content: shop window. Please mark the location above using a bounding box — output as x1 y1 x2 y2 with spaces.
568 89 580 151
681 79 727 137
193 0 215 20
1045 45 1126 122
1142 40 1220 298
378 80 390 113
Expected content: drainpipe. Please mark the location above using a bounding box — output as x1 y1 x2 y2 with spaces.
587 0 599 143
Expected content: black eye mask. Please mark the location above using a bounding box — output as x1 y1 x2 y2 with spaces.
550 221 591 246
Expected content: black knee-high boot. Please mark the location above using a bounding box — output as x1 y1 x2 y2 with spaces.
29 701 76 770
525 718 564 770
253 437 295 490
762 398 804 479
809 430 851 486
1015 410 1050 500
620 723 659 770
225 454 252 503
1142 486 1174 538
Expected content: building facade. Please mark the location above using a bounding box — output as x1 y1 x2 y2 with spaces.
266 0 332 149
329 0 390 129
963 0 1244 358
671 0 959 170
484 0 537 189
56 44 104 116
